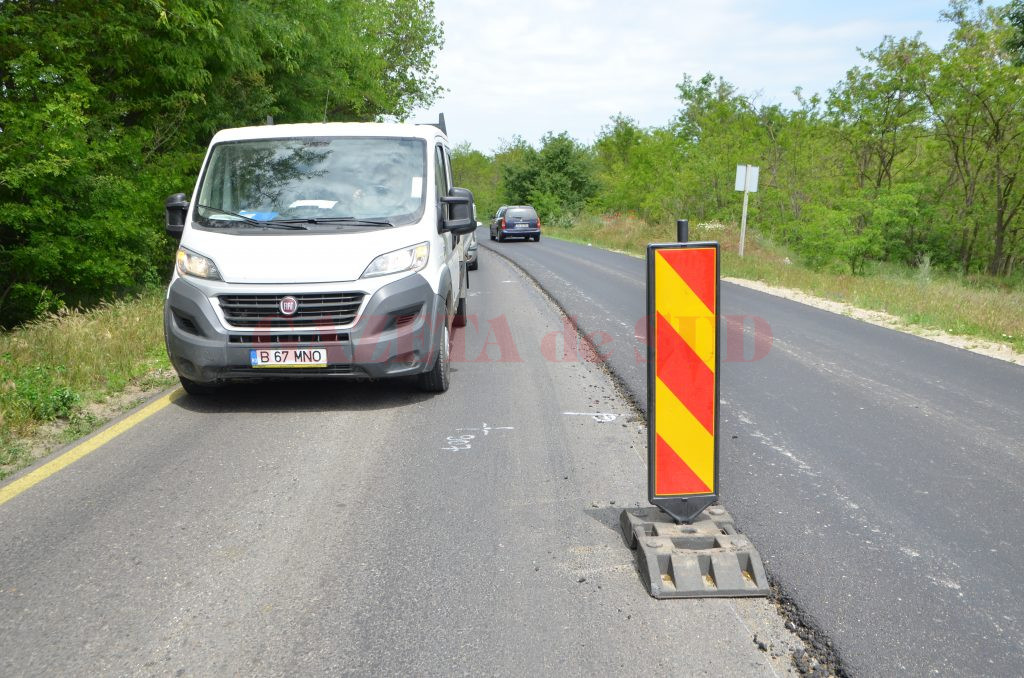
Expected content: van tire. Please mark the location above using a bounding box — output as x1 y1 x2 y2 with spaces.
418 324 450 392
179 375 218 396
453 295 468 327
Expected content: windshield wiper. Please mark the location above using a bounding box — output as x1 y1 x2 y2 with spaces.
270 216 394 228
196 204 309 230
196 204 260 225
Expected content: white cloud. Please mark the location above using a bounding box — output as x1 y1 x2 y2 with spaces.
416 0 952 152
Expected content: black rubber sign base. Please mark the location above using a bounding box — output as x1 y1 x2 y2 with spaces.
620 506 769 599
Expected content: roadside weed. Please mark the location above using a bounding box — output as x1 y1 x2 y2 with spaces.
0 290 173 480
543 214 1024 354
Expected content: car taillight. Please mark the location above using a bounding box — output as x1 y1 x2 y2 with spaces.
537 219 542 229
500 217 506 229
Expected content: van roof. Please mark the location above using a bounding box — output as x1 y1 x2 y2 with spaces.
210 121 445 144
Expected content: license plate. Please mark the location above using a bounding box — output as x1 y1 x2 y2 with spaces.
250 347 327 368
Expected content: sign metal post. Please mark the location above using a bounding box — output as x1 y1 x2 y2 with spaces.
735 165 759 258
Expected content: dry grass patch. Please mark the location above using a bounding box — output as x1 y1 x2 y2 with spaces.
545 213 1024 355
0 290 174 479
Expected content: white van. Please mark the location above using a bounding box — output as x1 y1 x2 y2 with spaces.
163 118 476 395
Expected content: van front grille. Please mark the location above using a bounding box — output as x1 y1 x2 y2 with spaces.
228 332 350 345
218 293 364 328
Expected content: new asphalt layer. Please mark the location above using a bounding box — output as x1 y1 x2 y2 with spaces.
483 230 1024 676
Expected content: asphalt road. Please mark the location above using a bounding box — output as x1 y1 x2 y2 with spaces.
481 230 1024 676
0 252 802 676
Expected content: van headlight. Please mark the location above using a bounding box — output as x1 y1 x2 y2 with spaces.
361 242 430 278
176 247 223 281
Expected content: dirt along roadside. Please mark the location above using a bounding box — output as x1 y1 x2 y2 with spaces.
724 277 1024 367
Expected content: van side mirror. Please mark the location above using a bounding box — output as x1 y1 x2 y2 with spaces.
165 193 189 239
440 187 476 234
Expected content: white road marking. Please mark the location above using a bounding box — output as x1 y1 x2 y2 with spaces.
455 423 514 436
563 412 620 423
441 434 475 451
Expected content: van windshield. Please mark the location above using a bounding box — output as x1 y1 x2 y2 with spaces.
194 136 427 229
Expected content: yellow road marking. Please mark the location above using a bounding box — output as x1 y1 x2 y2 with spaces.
0 389 183 507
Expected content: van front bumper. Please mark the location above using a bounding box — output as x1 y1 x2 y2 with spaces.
164 274 446 384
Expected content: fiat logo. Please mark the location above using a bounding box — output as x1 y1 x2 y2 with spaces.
279 296 298 316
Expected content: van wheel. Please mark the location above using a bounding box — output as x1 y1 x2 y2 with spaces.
453 295 468 327
179 375 218 396
533 234 541 242
418 324 450 392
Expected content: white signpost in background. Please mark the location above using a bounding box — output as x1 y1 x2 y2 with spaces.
735 164 759 257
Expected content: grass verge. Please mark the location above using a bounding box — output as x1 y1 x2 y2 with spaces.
0 289 176 481
543 213 1024 354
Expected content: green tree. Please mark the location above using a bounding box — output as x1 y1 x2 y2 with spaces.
924 0 1024 275
451 142 502 219
674 73 763 219
0 0 443 327
592 114 690 224
822 36 931 266
594 114 643 167
1005 0 1024 64
755 91 841 232
499 138 541 206
501 132 596 223
827 36 930 192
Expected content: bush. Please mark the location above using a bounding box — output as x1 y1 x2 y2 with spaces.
2 365 80 422
0 0 444 328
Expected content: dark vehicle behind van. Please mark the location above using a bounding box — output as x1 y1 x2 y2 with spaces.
489 205 541 242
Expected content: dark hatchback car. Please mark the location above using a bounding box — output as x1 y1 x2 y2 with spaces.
489 205 541 242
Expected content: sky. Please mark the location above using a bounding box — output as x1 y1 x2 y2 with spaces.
411 0 958 153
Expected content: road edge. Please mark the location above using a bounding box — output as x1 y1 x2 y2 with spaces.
0 387 183 505
539 233 1023 368
481 237 849 677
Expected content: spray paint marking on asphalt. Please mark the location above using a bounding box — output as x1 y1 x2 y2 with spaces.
0 389 184 507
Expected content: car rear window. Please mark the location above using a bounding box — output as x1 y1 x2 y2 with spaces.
507 207 538 220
